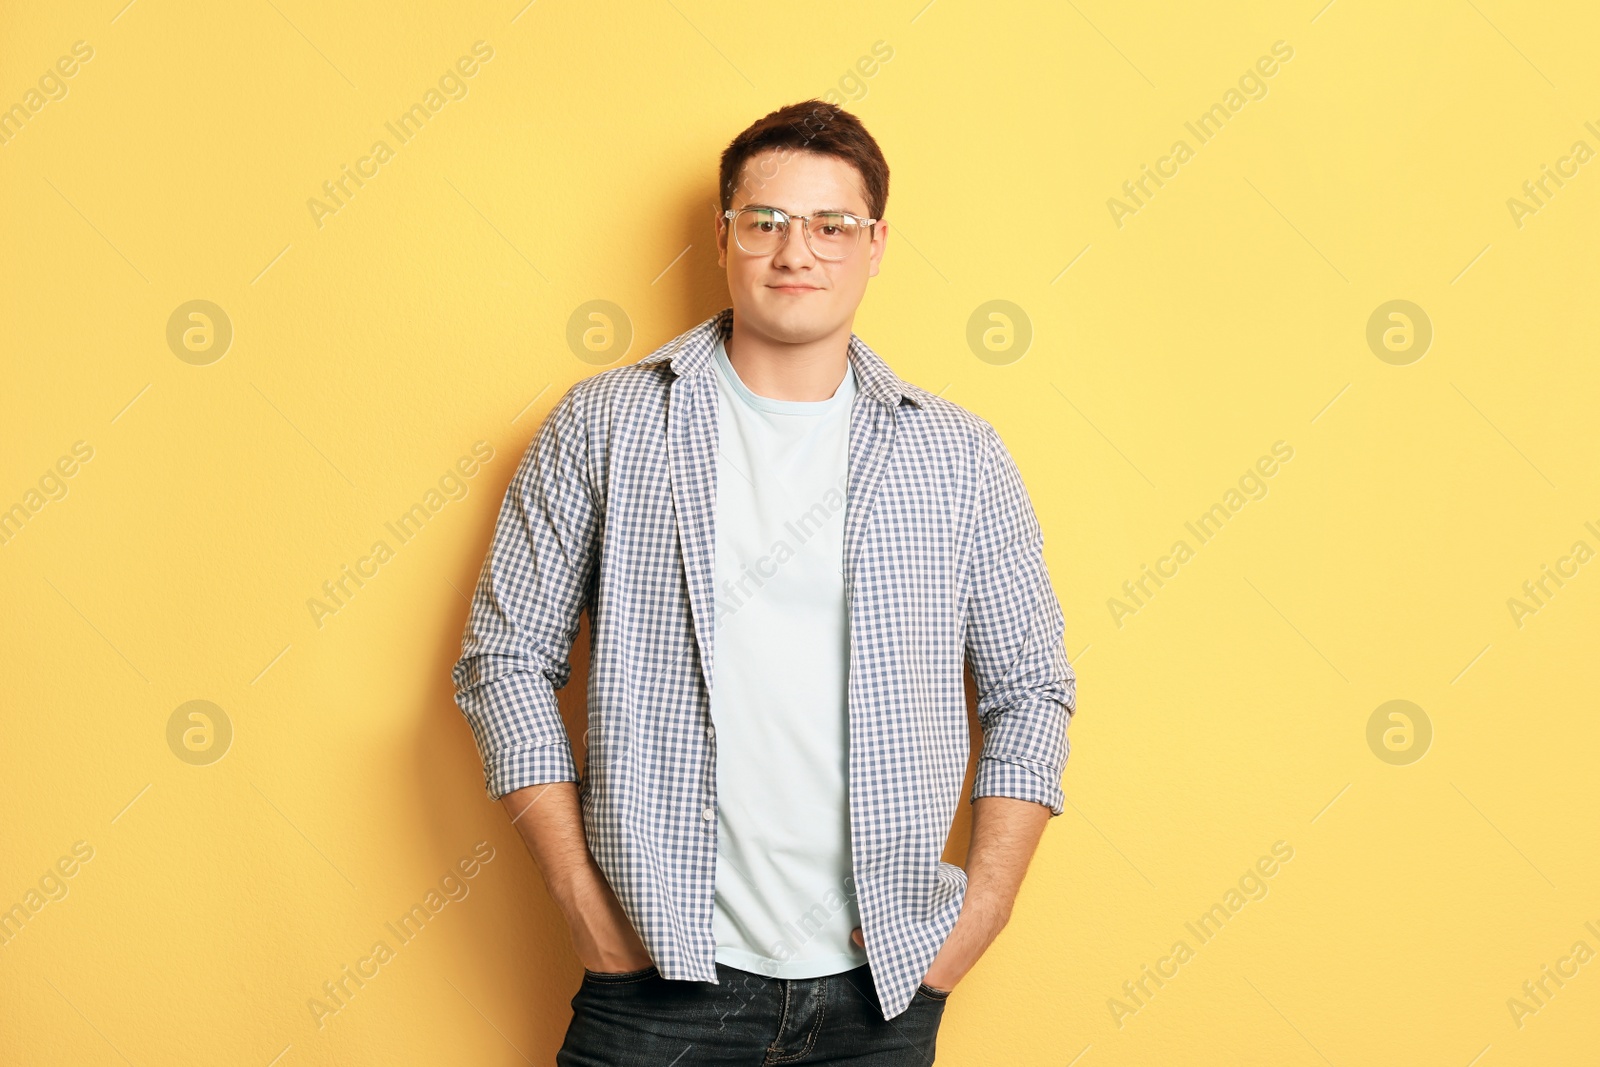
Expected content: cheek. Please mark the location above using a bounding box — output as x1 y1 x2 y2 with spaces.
833 260 869 290
729 258 771 297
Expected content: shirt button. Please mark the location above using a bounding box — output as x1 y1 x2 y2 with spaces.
706 726 716 739
702 806 714 821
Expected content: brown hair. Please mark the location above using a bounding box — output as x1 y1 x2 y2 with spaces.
718 99 890 221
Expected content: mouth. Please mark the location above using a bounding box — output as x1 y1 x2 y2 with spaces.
768 284 822 294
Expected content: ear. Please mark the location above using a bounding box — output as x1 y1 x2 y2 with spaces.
715 206 728 268
866 219 887 279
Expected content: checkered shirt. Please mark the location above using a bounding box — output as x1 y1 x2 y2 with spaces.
451 306 1075 1021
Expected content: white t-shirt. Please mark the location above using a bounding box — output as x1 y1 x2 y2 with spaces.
707 332 870 978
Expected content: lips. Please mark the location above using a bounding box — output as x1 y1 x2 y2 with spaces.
769 284 821 292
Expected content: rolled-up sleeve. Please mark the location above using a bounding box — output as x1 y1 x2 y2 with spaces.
964 428 1076 816
451 380 600 800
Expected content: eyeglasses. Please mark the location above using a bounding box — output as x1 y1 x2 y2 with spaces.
722 206 877 261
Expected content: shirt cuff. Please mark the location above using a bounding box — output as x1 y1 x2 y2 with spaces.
971 755 1065 816
483 740 579 800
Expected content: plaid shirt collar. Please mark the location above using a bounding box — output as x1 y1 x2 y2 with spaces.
637 306 925 411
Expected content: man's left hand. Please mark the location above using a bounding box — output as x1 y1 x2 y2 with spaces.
850 892 1010 995
849 796 1052 996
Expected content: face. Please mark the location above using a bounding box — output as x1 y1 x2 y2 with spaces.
716 148 887 344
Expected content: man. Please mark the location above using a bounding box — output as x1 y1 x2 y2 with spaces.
451 99 1075 1065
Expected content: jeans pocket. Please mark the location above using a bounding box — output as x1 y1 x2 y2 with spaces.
582 964 659 985
915 981 951 1001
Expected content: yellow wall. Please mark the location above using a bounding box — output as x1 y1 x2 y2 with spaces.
3 1 1597 1063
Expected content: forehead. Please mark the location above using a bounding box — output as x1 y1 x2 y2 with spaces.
731 148 869 213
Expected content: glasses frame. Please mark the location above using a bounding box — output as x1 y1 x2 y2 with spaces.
721 206 879 261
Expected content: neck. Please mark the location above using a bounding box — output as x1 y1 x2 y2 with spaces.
723 312 852 401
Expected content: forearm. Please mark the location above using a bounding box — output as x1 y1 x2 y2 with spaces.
500 782 646 967
921 795 1051 988
964 793 1052 918
501 782 598 917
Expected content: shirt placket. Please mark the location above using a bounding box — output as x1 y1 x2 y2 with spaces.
665 364 725 972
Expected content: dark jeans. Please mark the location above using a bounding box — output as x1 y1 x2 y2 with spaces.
556 961 949 1066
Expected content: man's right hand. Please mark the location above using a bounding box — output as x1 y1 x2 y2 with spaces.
500 782 655 974
570 881 655 973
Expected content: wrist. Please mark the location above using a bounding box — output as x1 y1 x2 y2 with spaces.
566 885 619 932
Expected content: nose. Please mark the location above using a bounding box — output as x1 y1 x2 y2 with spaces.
770 215 821 271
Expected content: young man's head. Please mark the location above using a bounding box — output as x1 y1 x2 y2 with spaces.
716 100 890 346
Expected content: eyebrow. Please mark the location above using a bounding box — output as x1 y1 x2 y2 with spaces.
739 203 859 215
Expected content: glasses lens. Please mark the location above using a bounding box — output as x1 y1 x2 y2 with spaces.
805 213 862 259
735 208 786 255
